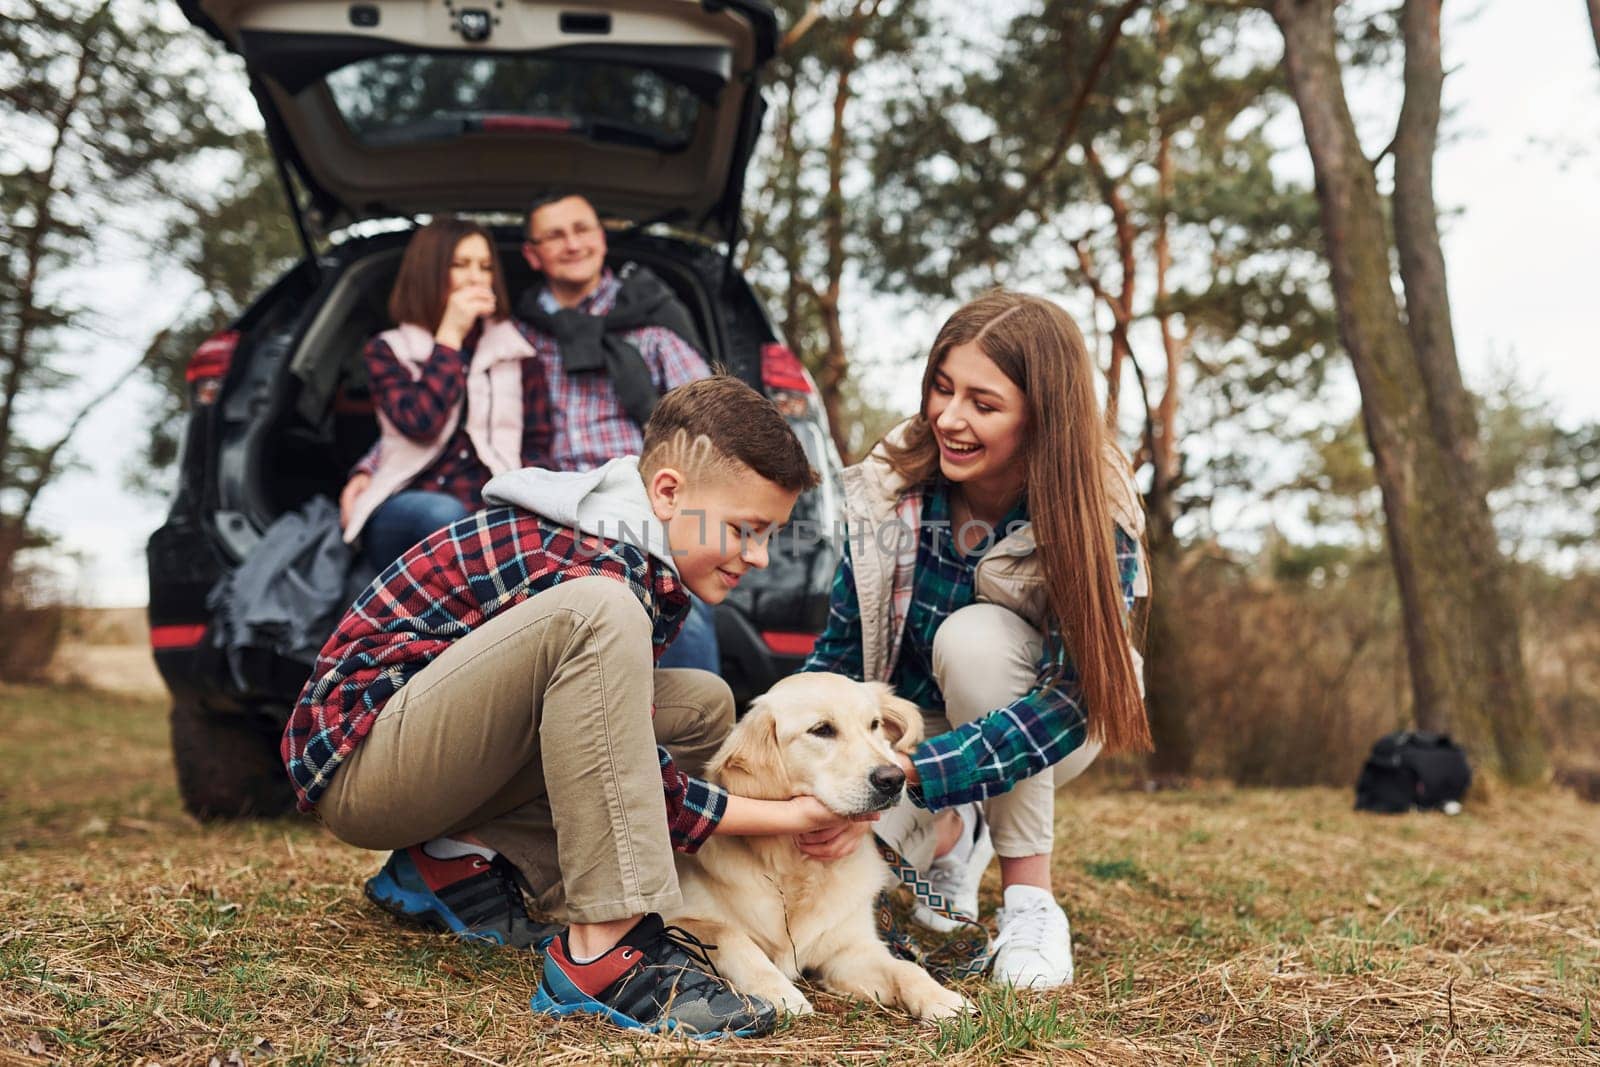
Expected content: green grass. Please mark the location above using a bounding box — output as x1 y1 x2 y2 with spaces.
2 680 1599 1065
1081 857 1144 883
920 987 1083 1055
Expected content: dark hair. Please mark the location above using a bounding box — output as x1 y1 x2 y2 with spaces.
526 191 593 238
641 376 819 493
388 218 511 333
881 289 1151 756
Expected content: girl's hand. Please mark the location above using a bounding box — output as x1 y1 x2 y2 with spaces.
435 285 497 349
894 750 920 786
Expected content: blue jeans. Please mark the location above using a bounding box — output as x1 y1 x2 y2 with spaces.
364 490 471 570
657 594 721 673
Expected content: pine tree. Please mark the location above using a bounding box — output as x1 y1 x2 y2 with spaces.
742 0 933 460
0 0 236 600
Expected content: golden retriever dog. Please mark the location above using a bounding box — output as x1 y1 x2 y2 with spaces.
665 672 971 1021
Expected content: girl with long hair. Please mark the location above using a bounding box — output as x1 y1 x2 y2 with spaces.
341 217 552 567
800 290 1150 988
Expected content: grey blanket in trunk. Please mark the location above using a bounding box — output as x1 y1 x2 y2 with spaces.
206 496 370 687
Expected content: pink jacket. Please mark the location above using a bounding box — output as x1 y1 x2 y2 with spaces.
343 320 537 542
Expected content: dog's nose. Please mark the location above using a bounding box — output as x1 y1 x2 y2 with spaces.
869 764 906 795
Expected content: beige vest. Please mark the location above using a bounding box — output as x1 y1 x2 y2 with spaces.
343 319 538 543
840 419 1148 684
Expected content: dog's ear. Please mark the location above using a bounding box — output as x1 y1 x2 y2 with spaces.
867 682 924 753
707 701 792 801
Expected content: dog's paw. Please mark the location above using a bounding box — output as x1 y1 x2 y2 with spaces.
754 984 814 1017
915 988 974 1022
777 992 815 1017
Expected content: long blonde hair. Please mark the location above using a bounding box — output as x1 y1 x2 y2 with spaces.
882 290 1151 754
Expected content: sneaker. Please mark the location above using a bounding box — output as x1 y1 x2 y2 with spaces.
912 804 994 933
364 846 560 949
990 884 1074 988
531 914 777 1039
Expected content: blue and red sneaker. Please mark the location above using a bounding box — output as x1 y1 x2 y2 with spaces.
531 914 776 1038
364 846 559 949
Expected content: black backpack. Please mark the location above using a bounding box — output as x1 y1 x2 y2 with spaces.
1354 731 1472 813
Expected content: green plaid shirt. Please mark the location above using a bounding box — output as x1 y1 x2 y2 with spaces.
803 482 1143 810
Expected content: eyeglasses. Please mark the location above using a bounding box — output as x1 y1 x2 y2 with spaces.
526 221 599 248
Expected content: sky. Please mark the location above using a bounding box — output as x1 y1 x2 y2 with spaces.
24 0 1600 608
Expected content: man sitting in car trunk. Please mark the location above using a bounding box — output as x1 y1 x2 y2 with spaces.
512 192 719 674
344 193 721 672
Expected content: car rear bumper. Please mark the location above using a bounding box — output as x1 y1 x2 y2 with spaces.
147 516 303 717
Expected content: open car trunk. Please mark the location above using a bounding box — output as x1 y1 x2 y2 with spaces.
178 0 777 245
226 231 750 532
196 227 839 710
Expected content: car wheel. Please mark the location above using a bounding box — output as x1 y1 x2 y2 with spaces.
170 702 297 820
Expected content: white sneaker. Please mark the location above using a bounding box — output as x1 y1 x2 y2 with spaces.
990 884 1074 988
912 804 994 933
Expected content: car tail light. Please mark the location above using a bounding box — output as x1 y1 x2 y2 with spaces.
761 631 817 657
150 623 207 650
185 330 239 406
761 343 813 395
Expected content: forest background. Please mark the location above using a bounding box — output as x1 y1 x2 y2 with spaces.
4 0 1599 789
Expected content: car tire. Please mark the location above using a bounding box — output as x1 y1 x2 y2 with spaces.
170 702 297 820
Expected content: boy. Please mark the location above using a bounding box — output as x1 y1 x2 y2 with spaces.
284 377 842 1038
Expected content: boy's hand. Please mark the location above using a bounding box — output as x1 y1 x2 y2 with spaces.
784 795 878 834
795 820 877 861
713 794 880 839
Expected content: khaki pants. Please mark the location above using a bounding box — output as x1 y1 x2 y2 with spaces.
875 603 1100 865
318 576 734 923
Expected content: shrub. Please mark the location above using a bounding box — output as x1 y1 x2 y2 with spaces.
0 604 65 682
1125 550 1600 787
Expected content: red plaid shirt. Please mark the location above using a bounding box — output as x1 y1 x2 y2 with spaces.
521 270 710 472
364 327 553 506
282 506 727 852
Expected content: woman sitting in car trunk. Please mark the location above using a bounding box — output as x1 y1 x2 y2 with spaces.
340 217 552 568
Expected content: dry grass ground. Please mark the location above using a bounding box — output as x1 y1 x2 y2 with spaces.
1 682 1596 1066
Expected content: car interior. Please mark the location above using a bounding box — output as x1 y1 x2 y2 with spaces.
250 231 746 525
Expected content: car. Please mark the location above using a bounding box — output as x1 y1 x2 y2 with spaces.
150 0 843 819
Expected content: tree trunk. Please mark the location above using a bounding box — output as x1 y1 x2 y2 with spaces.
1270 0 1545 782
1588 0 1600 67
1141 114 1195 778
1085 143 1137 430
1391 0 1543 781
814 288 851 459
811 2 873 462
1141 480 1194 779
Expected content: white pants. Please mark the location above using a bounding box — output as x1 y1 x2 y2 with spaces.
875 603 1100 865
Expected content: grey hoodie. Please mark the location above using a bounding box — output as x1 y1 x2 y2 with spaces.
482 456 679 574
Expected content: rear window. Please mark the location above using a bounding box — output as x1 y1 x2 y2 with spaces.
324 53 700 149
